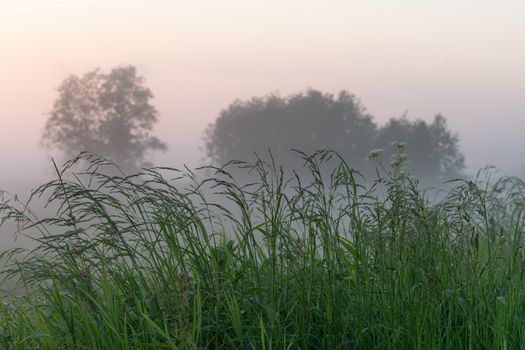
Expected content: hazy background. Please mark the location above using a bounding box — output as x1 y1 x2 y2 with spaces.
1 0 524 191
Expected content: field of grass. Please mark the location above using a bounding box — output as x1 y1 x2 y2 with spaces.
1 150 525 349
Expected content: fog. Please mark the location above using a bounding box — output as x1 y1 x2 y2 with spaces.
1 0 524 190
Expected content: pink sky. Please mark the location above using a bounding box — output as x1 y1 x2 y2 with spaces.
1 0 524 185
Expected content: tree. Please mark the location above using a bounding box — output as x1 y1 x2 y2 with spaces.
205 89 377 173
377 114 465 182
41 66 166 173
204 89 465 184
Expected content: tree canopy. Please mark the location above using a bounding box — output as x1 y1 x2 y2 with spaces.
205 90 377 173
204 89 465 183
41 66 166 173
377 114 465 181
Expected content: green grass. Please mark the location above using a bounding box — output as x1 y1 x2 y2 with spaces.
1 150 525 349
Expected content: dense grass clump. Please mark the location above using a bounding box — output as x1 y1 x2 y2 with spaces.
2 150 525 349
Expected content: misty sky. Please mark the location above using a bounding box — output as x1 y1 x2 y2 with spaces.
1 0 524 186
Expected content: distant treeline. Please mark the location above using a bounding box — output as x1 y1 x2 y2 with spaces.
205 89 465 184
41 66 465 185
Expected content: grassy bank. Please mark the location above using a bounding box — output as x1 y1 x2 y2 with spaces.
1 151 525 349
